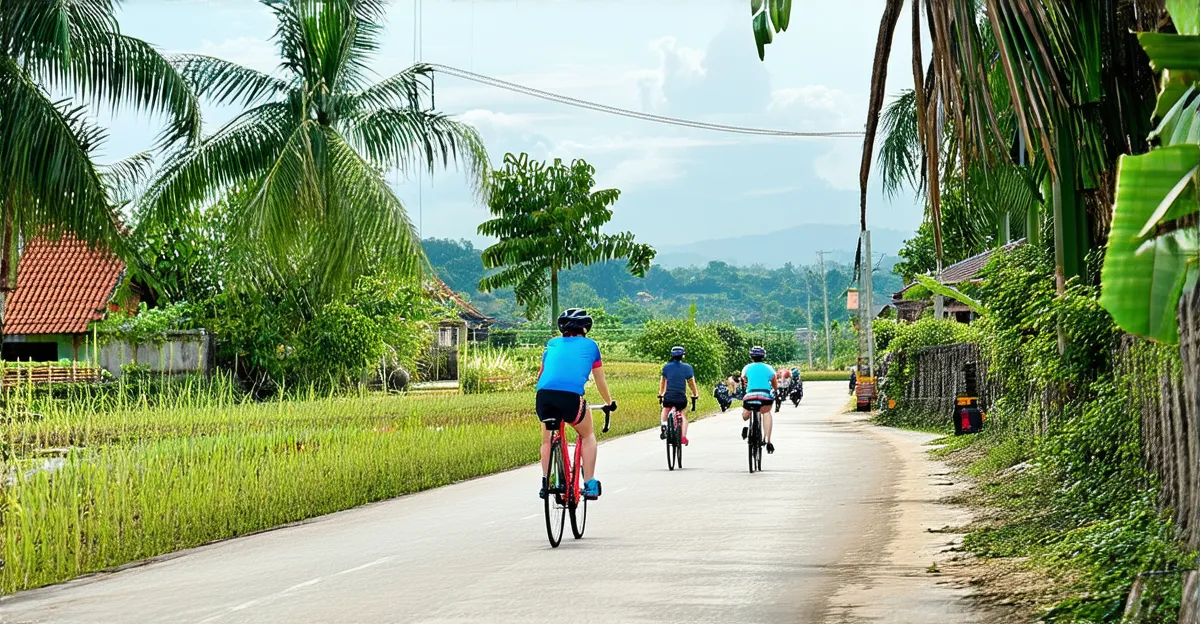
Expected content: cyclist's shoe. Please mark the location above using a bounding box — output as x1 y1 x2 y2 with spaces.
583 479 602 500
766 442 776 454
539 476 549 500
741 426 748 440
660 425 667 440
681 436 689 446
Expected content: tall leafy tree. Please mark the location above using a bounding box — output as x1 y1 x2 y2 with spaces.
0 0 201 337
478 153 656 325
140 0 488 307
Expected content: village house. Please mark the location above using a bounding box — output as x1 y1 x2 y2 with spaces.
2 234 132 362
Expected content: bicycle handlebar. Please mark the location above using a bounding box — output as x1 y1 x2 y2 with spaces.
588 403 615 433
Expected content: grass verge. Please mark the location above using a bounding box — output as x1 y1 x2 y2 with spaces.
1 362 675 594
920 423 1193 622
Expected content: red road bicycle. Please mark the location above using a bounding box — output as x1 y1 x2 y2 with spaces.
544 404 613 548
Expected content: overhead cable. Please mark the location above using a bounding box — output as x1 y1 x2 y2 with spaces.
426 63 865 139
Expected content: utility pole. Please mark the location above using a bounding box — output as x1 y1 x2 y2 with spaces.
816 251 832 367
805 271 814 368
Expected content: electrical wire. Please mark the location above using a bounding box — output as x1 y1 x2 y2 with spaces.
425 63 865 139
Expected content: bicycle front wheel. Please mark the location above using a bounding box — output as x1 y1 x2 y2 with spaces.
675 440 683 470
544 441 567 547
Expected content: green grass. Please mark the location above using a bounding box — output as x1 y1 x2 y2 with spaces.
1 361 675 594
799 370 851 381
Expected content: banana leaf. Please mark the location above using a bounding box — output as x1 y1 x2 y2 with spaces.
914 274 987 316
1100 146 1200 344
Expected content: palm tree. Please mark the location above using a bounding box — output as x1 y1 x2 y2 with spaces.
140 0 488 306
478 153 656 327
0 0 201 337
754 0 1162 290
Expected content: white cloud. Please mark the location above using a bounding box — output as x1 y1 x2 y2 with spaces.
813 142 860 191
196 36 279 74
744 185 804 197
598 151 687 190
636 36 707 111
457 110 570 130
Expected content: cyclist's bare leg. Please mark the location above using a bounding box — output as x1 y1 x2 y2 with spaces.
681 413 689 438
660 406 672 423
540 427 554 475
761 406 773 442
570 412 598 481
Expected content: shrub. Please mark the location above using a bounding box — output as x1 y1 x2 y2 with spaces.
633 319 724 383
293 302 387 387
707 322 748 372
488 329 518 348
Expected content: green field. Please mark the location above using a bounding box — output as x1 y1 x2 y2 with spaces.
1 362 684 593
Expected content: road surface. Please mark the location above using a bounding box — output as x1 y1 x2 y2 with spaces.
2 381 983 623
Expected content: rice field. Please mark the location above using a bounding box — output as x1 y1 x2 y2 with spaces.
1 362 677 594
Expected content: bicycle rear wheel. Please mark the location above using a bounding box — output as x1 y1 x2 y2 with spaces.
666 413 677 471
747 415 758 474
544 440 567 547
754 419 764 472
675 439 683 469
569 496 587 539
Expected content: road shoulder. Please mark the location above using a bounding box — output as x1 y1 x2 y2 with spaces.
820 409 1011 623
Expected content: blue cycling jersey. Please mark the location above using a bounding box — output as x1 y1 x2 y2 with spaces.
536 336 602 395
741 361 776 394
661 360 694 400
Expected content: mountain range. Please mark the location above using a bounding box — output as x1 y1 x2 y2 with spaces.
651 224 912 269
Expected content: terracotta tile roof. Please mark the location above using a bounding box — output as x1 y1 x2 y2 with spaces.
5 235 125 335
939 239 1025 285
428 274 492 324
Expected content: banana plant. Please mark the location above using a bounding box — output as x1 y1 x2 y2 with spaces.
1099 5 1200 344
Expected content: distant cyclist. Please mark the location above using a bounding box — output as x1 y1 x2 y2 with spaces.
740 346 777 453
536 309 617 500
659 346 699 445
774 365 792 413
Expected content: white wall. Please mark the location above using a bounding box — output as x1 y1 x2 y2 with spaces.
97 330 213 378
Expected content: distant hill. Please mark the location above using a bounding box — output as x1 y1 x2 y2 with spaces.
653 224 911 269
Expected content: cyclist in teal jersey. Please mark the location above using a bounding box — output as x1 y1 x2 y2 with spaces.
740 346 778 453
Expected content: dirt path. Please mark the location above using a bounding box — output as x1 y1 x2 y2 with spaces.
820 409 1012 623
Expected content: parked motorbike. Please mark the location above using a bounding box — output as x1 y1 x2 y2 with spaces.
713 382 733 412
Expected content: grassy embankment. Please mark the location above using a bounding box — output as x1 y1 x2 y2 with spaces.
1 362 676 594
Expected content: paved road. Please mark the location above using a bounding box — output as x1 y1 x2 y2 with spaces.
4 382 918 623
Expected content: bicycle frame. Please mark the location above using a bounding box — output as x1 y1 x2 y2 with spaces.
548 405 612 505
550 422 585 507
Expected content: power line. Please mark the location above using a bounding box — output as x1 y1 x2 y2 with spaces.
425 63 865 139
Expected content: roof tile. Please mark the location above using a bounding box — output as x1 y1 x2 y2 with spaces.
4 235 125 335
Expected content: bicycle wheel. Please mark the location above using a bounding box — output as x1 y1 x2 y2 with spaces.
570 496 587 539
544 440 567 547
754 420 764 472
747 416 757 474
675 438 683 469
666 412 677 471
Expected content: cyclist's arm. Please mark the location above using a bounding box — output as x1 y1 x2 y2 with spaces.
592 366 614 405
658 376 667 396
686 377 699 398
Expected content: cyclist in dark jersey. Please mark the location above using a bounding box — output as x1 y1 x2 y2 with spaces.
536 309 616 500
658 346 699 445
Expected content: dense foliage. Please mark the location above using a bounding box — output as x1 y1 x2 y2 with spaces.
427 237 901 330
634 320 725 384
888 244 1191 621
211 275 443 394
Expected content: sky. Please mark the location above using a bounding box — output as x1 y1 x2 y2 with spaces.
106 0 924 252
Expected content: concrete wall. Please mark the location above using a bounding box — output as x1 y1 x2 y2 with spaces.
97 330 214 378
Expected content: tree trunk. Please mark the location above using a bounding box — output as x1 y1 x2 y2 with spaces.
1052 118 1085 293
549 265 559 331
0 192 14 349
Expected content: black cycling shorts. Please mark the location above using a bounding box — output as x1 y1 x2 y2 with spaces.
662 394 688 411
536 389 586 430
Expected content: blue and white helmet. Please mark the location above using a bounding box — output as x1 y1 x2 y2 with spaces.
670 345 686 358
749 346 766 360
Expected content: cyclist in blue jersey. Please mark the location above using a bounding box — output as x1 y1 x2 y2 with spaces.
740 346 778 453
536 309 617 500
658 346 699 445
